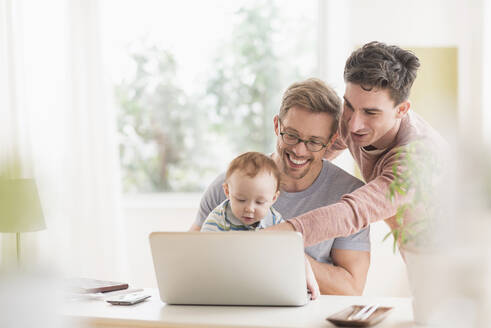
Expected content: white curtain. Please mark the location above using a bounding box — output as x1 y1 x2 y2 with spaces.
484 0 491 145
0 0 127 281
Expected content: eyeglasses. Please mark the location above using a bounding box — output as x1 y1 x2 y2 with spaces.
278 120 328 152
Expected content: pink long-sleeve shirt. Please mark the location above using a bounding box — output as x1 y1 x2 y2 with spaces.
288 111 446 246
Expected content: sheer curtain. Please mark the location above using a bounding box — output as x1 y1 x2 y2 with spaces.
0 0 127 280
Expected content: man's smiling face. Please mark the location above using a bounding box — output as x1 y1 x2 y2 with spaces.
343 83 410 149
274 106 334 188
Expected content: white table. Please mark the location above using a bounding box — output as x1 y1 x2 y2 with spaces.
63 289 415 327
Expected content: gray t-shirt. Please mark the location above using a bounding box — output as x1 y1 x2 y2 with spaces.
194 160 370 264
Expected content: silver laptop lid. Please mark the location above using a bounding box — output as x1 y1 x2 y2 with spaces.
149 231 308 306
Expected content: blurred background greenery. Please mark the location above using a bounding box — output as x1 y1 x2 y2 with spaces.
114 0 315 193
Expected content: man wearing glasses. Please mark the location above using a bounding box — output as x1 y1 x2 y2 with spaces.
190 78 370 296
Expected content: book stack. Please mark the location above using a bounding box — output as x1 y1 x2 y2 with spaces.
64 278 141 301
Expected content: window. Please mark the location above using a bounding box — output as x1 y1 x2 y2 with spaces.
101 0 317 193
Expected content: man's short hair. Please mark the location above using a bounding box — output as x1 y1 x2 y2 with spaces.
226 152 281 192
279 78 341 139
344 41 420 105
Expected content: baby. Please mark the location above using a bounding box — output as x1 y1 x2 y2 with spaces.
201 152 283 231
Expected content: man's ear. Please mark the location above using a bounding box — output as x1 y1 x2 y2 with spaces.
395 101 411 119
222 183 230 199
327 132 338 148
273 115 280 136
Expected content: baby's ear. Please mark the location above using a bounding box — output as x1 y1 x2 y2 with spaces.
272 190 280 203
222 183 230 198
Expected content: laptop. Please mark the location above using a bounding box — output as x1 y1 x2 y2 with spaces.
149 231 309 306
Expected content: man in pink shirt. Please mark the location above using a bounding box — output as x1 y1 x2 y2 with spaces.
268 41 446 250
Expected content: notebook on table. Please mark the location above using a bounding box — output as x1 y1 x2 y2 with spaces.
149 231 309 306
66 278 129 293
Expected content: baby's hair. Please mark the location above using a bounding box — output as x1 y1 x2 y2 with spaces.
225 152 281 192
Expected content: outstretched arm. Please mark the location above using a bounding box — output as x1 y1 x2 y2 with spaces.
260 220 296 232
286 148 413 246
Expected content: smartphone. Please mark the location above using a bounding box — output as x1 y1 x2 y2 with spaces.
106 293 151 305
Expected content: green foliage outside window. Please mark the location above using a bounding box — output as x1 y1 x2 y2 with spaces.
115 0 314 193
115 47 215 192
206 2 281 154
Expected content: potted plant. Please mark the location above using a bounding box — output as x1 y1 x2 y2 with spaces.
385 140 447 325
387 141 491 325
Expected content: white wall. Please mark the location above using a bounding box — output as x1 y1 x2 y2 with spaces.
348 0 459 46
484 0 491 144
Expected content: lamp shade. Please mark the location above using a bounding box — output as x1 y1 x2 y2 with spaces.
0 179 46 233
